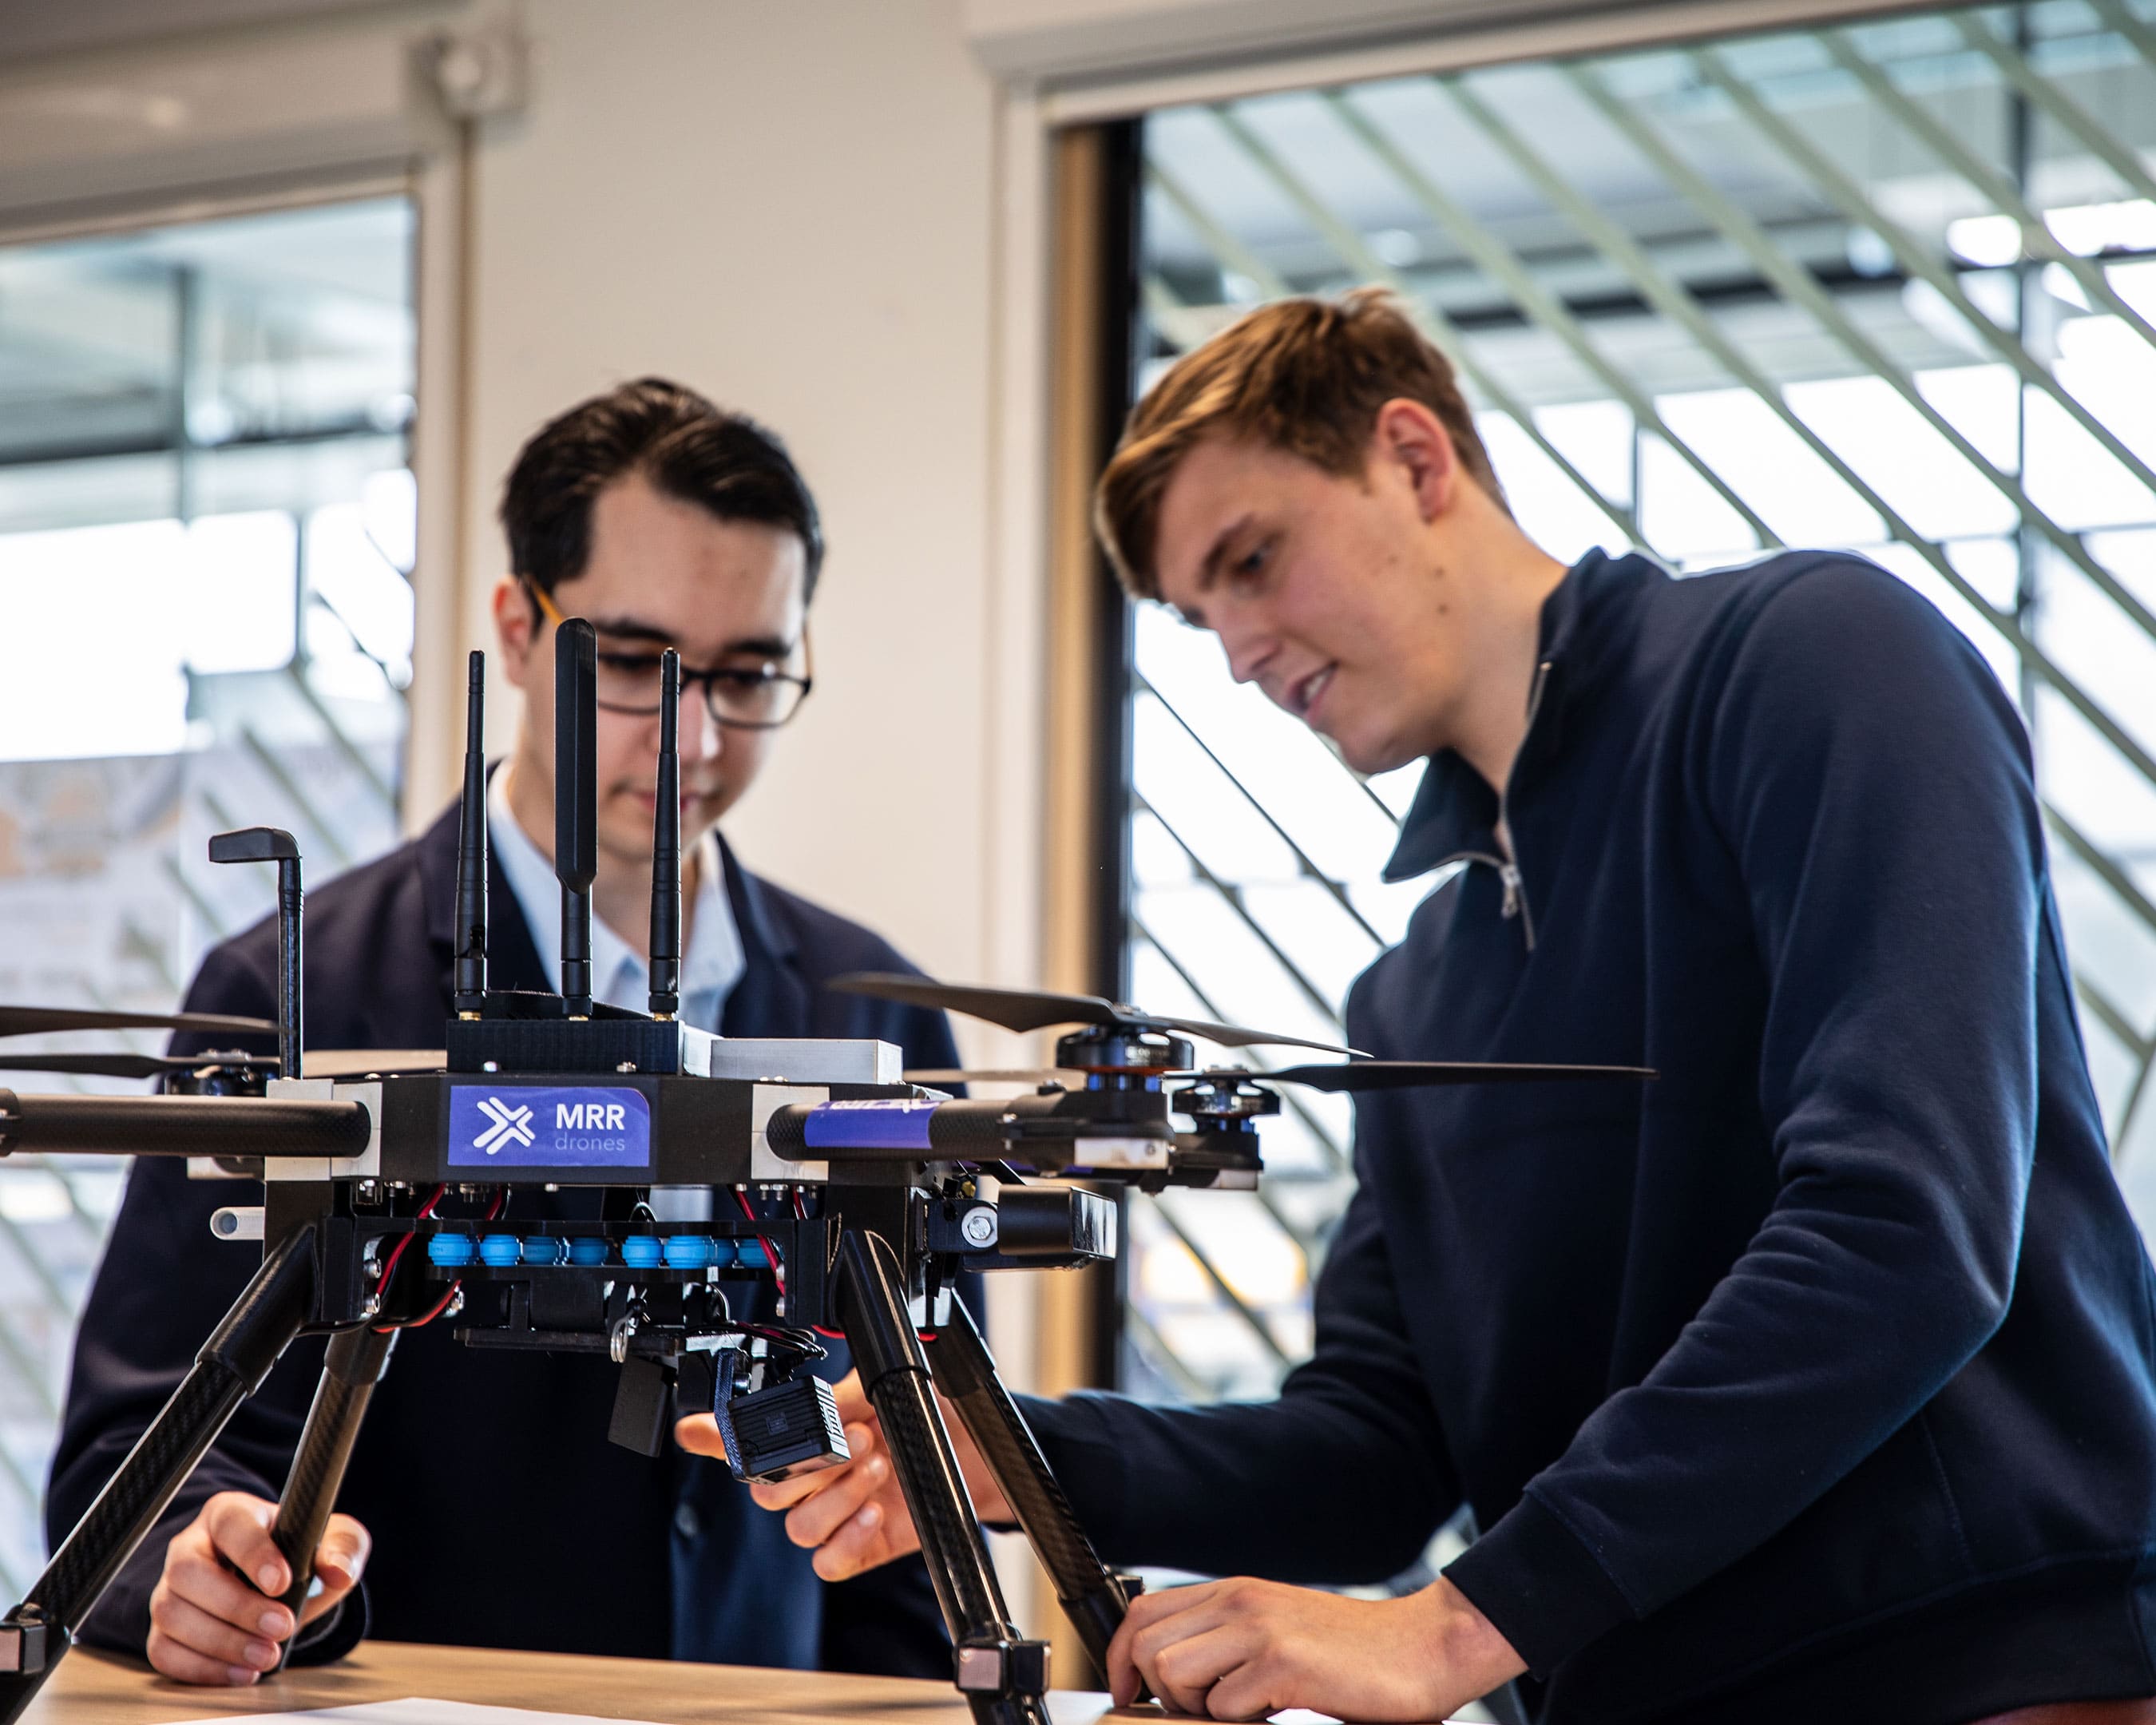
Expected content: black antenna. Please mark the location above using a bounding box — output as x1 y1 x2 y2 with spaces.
453 651 488 1017
648 650 682 1021
207 828 303 1079
556 618 597 1017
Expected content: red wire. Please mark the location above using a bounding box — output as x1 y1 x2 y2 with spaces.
372 1184 446 1297
398 1279 463 1330
375 1187 504 1334
734 1188 787 1295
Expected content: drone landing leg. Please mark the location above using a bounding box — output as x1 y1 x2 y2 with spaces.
0 1227 316 1725
925 1300 1137 1679
270 1323 396 1669
836 1230 1048 1725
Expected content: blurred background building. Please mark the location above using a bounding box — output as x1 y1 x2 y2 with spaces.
2 0 2153 1692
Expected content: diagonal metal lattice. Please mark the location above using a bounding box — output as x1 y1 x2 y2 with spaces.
0 196 415 1592
1124 2 2156 1410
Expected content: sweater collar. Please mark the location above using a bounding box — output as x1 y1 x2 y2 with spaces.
1381 546 1638 883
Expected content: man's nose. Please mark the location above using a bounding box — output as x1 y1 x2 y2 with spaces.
673 688 724 763
1220 625 1274 688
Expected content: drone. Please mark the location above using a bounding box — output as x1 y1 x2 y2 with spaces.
0 624 1649 1725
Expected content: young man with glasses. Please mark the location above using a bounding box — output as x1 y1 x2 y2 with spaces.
749 293 2156 1723
48 380 964 1687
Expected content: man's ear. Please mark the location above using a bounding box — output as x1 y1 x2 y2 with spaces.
493 575 535 689
1372 399 1461 524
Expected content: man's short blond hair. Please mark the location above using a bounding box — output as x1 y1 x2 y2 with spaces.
1092 287 1508 599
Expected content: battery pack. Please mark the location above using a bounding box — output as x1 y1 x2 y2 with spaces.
715 1374 853 1483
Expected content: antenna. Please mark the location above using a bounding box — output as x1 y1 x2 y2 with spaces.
453 651 488 1017
556 618 597 1017
648 650 682 1021
207 828 303 1079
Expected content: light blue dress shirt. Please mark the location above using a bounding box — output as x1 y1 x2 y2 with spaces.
486 763 747 1028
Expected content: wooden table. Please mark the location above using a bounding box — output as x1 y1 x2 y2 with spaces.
21 1644 1124 1725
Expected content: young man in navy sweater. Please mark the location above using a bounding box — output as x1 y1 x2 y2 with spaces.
733 290 2156 1723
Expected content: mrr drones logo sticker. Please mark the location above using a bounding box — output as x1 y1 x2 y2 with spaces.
448 1083 652 1169
471 1096 536 1156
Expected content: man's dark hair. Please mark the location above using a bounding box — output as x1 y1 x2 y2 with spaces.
500 377 825 600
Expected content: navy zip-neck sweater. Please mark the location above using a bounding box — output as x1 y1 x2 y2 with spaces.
1022 548 2156 1722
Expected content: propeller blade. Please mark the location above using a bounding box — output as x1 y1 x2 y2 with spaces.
830 974 1124 1034
0 1006 278 1041
1144 1013 1356 1056
1259 1060 1658 1093
903 1069 1093 1086
0 1053 279 1081
831 973 1356 1055
303 1049 446 1078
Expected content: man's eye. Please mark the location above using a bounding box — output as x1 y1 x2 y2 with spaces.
1232 541 1271 581
596 653 664 675
711 665 780 688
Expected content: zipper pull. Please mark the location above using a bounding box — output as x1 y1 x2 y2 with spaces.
1499 863 1523 920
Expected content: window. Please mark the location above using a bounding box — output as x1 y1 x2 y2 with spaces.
0 196 415 1588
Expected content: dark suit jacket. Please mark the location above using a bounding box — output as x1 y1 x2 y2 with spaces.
48 794 963 1677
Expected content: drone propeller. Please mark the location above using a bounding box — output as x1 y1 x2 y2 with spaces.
0 1053 279 1081
0 1005 278 1041
1257 1059 1655 1092
0 1048 444 1083
909 1059 1656 1093
904 1069 1095 1087
830 973 1355 1056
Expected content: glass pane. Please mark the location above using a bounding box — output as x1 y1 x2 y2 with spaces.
0 196 414 1592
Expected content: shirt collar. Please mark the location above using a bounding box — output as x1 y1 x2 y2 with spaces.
486 765 745 1025
1381 545 1637 883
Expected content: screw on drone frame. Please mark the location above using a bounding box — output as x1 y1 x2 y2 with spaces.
454 650 489 1018
556 618 598 1017
648 648 682 1021
207 827 304 1079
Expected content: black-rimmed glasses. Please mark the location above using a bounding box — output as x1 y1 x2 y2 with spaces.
524 577 814 731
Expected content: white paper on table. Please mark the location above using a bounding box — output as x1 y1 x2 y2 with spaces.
163 1695 1124 1725
164 1695 1362 1725
170 1702 669 1725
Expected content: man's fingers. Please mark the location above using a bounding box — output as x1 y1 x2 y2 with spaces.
673 1414 726 1460
744 1427 879 1513
808 1498 912 1582
780 1446 890 1552
747 1473 819 1512
1108 1584 1219 1707
166 1545 293 1639
202 1493 287 1596
1145 1624 1248 1719
299 1514 370 1624
148 1589 281 1675
145 1624 263 1689
830 1370 871 1425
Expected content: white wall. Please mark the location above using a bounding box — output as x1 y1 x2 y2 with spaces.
963 0 1633 80
458 0 1011 993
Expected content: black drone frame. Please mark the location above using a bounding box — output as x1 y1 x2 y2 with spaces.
0 627 1649 1725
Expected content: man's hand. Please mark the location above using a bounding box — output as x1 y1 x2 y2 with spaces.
1108 1574 1525 1721
145 1491 369 1686
676 1370 1012 1580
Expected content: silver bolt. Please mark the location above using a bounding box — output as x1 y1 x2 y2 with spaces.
960 1208 999 1249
